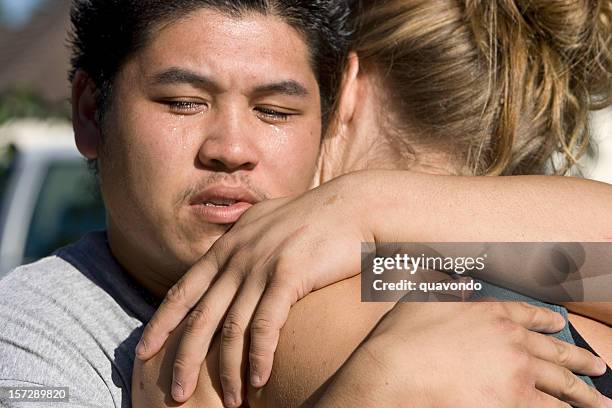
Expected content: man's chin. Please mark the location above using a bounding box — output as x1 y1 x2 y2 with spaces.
181 230 228 264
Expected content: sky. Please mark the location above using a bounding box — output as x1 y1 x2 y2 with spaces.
0 0 46 28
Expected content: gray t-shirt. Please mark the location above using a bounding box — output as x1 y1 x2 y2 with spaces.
0 231 155 407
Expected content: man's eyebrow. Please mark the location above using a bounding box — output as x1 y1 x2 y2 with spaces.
148 68 221 92
252 81 310 97
148 68 309 97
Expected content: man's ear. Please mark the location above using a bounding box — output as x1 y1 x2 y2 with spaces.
72 70 102 159
337 52 360 125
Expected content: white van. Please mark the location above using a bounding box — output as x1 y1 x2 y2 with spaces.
0 120 105 277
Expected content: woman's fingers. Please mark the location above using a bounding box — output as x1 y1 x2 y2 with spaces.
136 254 220 360
171 271 239 402
534 358 611 408
219 278 265 408
249 280 296 388
525 331 607 376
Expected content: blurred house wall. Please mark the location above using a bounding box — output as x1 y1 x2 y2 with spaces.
0 0 71 104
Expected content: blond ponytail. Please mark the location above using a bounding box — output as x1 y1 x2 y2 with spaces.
352 0 611 175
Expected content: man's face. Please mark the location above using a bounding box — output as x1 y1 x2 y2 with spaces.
97 9 322 282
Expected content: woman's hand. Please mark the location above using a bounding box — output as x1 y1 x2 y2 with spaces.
136 173 373 406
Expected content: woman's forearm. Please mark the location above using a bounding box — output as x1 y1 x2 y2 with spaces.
349 170 612 319
354 170 612 242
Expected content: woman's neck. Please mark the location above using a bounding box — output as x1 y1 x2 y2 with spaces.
315 79 461 185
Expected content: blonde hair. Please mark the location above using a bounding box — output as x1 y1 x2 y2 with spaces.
351 0 611 175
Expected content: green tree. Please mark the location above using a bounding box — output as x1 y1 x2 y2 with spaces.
0 87 71 125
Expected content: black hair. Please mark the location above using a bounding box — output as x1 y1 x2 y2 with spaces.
68 0 352 127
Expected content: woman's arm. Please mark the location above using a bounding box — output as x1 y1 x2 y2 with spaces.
360 170 612 242
358 170 612 320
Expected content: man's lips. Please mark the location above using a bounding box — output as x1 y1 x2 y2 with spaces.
189 185 259 224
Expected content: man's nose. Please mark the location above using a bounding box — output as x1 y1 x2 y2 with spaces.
198 108 259 172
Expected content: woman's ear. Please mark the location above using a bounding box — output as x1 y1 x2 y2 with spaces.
337 52 360 125
72 70 102 159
